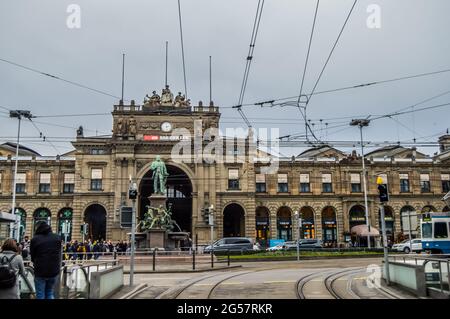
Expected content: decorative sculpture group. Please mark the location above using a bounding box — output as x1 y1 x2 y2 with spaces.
141 204 176 232
143 85 190 108
115 116 136 137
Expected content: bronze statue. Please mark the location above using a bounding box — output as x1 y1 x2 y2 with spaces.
150 155 169 194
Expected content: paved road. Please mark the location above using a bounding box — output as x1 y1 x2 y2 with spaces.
124 258 416 299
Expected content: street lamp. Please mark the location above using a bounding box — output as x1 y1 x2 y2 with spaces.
350 119 371 248
294 211 301 261
9 110 32 241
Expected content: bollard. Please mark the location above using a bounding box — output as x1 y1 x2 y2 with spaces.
152 249 156 271
113 251 117 265
211 250 214 268
192 249 196 270
227 250 230 267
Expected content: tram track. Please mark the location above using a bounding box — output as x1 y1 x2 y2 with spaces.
324 268 364 299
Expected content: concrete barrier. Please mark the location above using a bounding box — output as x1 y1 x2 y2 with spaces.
383 261 427 297
89 265 124 299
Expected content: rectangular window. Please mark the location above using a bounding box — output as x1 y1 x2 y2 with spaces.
228 169 239 190
442 174 450 193
91 169 103 190
420 173 431 193
15 173 26 194
399 173 410 192
322 173 332 193
277 174 288 193
255 174 266 193
63 173 75 193
434 222 448 239
350 173 361 193
300 173 310 193
39 173 51 193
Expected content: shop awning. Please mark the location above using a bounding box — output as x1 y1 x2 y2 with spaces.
350 224 380 237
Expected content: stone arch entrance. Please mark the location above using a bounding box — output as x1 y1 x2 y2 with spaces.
223 203 245 237
139 164 193 234
58 207 73 241
84 204 107 241
321 206 337 244
276 206 292 241
299 206 315 239
255 206 270 247
33 208 51 234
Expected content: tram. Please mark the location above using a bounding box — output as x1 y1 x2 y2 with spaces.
420 212 450 254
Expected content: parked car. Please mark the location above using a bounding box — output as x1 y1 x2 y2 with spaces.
282 241 299 250
391 239 422 253
283 239 323 250
266 244 285 252
204 237 253 253
299 239 323 248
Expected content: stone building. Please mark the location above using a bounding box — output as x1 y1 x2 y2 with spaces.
1 87 449 246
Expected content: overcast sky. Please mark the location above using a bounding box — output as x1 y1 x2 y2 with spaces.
1 0 449 157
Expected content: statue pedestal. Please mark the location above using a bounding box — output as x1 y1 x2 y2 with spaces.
146 229 166 249
148 194 167 209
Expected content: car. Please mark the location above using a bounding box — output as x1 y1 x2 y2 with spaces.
299 239 323 248
266 244 285 252
282 241 299 250
391 239 422 253
204 237 253 253
283 239 323 250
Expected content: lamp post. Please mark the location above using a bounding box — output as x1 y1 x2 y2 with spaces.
350 119 371 248
294 211 301 261
9 110 32 241
128 178 138 286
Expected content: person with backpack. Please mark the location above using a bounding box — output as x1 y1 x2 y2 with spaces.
30 221 62 299
0 238 30 299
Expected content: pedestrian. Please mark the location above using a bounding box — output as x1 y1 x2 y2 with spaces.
30 221 62 299
0 238 32 299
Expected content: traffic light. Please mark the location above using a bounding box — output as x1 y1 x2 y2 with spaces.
376 176 389 202
129 182 138 200
80 223 88 235
377 184 389 202
201 206 211 223
120 206 133 228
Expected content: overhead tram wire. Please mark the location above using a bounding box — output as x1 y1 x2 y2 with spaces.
305 0 358 108
27 117 61 155
296 0 320 142
220 67 450 109
233 0 265 128
177 0 188 99
0 57 125 101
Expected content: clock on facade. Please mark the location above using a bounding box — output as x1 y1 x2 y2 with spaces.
161 122 172 132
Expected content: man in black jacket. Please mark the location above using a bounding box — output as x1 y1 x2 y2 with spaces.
30 221 62 299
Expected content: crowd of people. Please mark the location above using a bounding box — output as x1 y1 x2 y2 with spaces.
62 240 131 260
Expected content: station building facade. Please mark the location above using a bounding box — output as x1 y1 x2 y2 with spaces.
1 93 450 246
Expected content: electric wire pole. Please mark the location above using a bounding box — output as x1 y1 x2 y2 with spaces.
350 119 371 248
9 110 32 241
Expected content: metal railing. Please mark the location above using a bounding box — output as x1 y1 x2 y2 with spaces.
388 254 450 293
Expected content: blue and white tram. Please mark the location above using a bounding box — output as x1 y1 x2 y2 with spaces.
420 212 450 254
